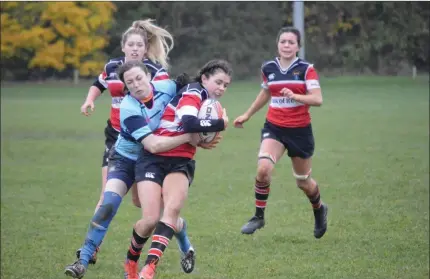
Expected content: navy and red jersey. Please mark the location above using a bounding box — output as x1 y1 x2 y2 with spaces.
92 57 169 131
153 83 208 159
261 57 321 128
151 82 224 159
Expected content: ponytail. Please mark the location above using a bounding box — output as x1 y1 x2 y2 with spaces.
131 19 174 69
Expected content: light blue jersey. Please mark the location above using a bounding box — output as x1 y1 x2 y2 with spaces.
114 80 177 161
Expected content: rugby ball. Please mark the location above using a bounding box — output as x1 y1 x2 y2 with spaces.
197 99 223 143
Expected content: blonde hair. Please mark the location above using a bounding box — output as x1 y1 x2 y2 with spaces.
121 19 174 69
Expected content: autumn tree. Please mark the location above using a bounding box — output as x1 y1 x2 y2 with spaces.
1 1 116 80
2 2 428 80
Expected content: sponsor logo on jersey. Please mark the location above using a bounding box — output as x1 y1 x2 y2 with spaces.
293 70 300 80
268 73 275 80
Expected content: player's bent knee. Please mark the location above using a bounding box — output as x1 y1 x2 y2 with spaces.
163 205 182 220
91 204 114 228
135 218 157 235
294 169 312 188
257 165 272 182
145 216 159 229
257 153 276 177
256 175 271 186
141 214 160 230
258 152 276 165
91 191 123 227
293 168 311 180
257 160 273 177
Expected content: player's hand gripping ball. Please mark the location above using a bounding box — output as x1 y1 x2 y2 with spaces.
197 99 224 149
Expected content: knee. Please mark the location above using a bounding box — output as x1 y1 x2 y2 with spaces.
256 163 272 183
91 192 122 225
292 167 310 187
256 152 276 181
139 212 160 232
163 204 182 219
145 208 162 225
92 203 115 226
144 215 160 229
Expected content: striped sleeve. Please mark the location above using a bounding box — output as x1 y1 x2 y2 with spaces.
93 60 119 93
152 68 169 81
304 65 321 90
144 60 170 81
92 70 107 92
176 89 202 119
260 63 269 89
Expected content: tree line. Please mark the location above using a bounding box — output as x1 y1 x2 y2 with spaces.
1 1 428 81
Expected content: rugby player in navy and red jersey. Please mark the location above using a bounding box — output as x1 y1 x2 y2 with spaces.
234 27 328 238
75 19 176 264
126 60 232 279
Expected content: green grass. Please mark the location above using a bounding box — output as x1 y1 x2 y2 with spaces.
1 76 429 279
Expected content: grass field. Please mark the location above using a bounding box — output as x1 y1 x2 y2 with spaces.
1 76 429 279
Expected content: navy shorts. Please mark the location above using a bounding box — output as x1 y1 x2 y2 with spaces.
261 120 315 159
106 148 135 189
102 120 119 167
135 150 196 187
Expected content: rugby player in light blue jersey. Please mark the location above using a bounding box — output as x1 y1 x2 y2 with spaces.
65 60 199 279
75 19 175 266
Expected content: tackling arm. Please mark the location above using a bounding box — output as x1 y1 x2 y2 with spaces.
141 134 191 154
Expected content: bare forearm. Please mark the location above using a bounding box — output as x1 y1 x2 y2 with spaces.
142 134 190 153
245 89 271 117
294 93 322 106
85 86 102 103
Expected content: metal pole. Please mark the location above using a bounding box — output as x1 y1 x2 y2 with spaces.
293 1 305 59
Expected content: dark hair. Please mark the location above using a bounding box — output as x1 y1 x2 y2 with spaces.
195 59 233 83
174 59 233 90
276 26 301 47
174 72 192 90
116 60 149 84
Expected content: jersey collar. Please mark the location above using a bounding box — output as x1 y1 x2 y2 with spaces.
275 57 300 73
198 83 209 100
128 83 154 105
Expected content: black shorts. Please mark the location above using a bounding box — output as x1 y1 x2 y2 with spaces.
261 120 315 159
135 150 196 187
106 148 135 189
102 120 119 167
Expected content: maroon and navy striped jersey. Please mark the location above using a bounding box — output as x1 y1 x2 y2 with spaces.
261 57 321 128
92 57 169 131
153 82 209 159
